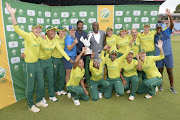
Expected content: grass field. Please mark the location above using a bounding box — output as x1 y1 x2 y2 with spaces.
0 37 180 120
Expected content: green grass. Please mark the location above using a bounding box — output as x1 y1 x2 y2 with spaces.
1 39 180 120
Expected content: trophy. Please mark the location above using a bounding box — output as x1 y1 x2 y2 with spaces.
80 34 93 55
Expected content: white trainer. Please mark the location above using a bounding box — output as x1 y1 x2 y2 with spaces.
145 94 152 99
116 94 120 97
67 93 71 98
36 101 48 107
126 90 131 94
60 90 67 95
155 86 158 93
49 97 58 102
29 105 40 113
128 95 135 101
42 97 47 103
99 92 103 98
56 91 61 96
72 98 80 106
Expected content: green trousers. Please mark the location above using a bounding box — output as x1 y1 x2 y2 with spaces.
39 58 55 97
137 77 162 96
104 77 124 99
146 51 155 56
124 75 139 97
85 56 91 85
24 61 44 108
66 85 89 100
52 57 65 92
89 79 110 101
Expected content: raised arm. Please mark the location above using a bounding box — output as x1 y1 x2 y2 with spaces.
165 9 174 31
151 40 164 61
5 2 17 25
73 47 86 69
118 42 132 63
136 55 142 71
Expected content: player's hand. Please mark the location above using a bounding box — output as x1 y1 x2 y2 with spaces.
91 52 95 59
20 53 25 59
136 55 140 61
5 2 16 15
122 79 127 86
84 89 89 95
165 9 171 16
69 59 74 64
73 38 78 44
155 40 163 49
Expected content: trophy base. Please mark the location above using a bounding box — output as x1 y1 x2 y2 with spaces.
84 49 92 55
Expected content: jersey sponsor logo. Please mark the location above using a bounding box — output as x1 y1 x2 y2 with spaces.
133 10 141 16
115 24 122 29
124 17 131 22
0 67 6 79
141 17 149 22
151 11 158 16
8 41 18 48
52 19 60 24
79 11 87 17
61 12 69 18
27 10 35 16
45 12 51 17
37 18 44 24
88 18 96 23
33 44 40 47
11 57 20 64
100 8 110 19
115 11 123 16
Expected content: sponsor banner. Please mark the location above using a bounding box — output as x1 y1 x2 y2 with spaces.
98 5 114 31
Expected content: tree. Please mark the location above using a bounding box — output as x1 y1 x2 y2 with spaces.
174 4 180 13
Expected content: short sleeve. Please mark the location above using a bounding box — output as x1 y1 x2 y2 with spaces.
65 36 72 46
164 27 172 37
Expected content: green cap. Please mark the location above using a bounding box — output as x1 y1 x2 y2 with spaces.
129 50 134 53
144 23 150 27
32 23 43 29
106 27 113 32
58 26 67 31
139 49 146 53
45 26 58 33
120 27 127 32
110 50 118 55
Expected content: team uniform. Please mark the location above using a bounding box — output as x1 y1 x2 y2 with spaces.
122 59 139 97
52 35 66 94
106 34 118 52
13 24 44 108
117 35 130 56
129 35 141 58
89 58 110 101
139 31 156 56
39 35 70 99
137 55 164 96
66 67 89 101
102 46 131 99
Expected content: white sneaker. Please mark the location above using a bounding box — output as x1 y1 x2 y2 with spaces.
155 86 158 93
145 94 152 99
36 101 48 107
99 92 103 98
128 95 135 101
42 97 47 103
67 93 71 98
126 90 131 94
72 98 80 106
29 105 40 113
49 97 58 102
116 94 120 97
56 90 67 96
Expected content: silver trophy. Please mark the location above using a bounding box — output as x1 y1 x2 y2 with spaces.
80 34 92 55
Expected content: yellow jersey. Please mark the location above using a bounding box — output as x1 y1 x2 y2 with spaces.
106 34 118 52
117 35 130 54
129 35 141 57
122 59 138 77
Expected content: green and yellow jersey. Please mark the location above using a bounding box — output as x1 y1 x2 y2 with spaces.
106 34 118 52
122 59 138 77
116 35 130 54
129 35 141 57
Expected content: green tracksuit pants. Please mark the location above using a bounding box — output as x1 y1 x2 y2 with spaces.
24 61 44 108
137 77 162 96
52 57 65 92
85 56 91 85
66 85 89 100
39 58 55 97
104 77 124 99
124 75 139 97
89 79 110 101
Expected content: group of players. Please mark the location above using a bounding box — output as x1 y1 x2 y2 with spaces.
5 2 177 113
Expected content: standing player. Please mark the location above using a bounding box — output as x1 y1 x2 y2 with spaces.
52 26 68 96
154 9 177 93
6 2 48 112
